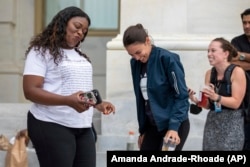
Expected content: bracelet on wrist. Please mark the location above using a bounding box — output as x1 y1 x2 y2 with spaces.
215 95 221 102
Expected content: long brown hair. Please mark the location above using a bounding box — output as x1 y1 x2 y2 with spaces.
212 37 238 62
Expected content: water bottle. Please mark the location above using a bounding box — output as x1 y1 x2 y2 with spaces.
126 130 135 150
162 137 176 151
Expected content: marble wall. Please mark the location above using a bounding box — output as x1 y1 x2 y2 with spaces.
0 0 34 102
0 0 250 150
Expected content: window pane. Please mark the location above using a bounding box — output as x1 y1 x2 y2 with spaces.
45 0 119 31
45 0 81 26
83 0 119 30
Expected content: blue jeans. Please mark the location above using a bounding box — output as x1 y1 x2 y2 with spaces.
27 111 96 167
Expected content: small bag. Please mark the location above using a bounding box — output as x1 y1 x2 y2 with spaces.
0 134 11 151
190 103 202 115
5 130 29 167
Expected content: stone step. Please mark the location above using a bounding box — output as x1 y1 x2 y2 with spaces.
0 133 203 167
96 135 129 152
0 149 107 167
96 134 202 151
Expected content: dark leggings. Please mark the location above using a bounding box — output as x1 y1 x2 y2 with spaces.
140 118 190 151
27 112 96 167
243 122 250 150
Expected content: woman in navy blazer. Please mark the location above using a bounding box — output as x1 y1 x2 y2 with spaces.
123 23 190 151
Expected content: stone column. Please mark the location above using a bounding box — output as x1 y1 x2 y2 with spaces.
0 0 34 102
104 0 250 150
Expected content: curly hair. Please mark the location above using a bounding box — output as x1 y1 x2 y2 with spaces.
25 6 91 64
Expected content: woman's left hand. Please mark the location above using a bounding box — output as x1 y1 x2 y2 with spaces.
95 101 115 115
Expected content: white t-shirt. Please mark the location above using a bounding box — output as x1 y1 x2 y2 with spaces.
140 73 148 100
23 48 93 128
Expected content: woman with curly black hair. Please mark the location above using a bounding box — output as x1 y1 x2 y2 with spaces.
23 6 115 167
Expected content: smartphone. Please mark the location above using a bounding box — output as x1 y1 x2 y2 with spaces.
80 89 102 105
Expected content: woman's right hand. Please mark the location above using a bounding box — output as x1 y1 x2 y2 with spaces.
67 91 92 113
188 88 199 104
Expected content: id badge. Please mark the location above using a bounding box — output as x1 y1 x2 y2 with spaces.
214 102 222 112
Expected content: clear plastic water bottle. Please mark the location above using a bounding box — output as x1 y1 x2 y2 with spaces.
126 130 135 150
162 137 176 151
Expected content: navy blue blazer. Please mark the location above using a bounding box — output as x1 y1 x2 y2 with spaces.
130 46 189 134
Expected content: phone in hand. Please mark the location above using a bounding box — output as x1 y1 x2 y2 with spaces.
80 89 102 105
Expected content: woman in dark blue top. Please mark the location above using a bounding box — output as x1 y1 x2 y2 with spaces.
123 23 190 151
189 38 246 150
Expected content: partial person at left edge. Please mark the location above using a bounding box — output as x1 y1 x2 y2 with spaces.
22 6 115 167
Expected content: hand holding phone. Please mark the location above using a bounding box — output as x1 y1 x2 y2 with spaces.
80 89 102 105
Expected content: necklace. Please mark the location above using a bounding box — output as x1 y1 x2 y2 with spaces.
215 79 222 93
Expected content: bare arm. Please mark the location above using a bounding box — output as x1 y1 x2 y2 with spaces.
226 67 246 108
203 67 246 109
23 75 89 112
240 52 250 63
231 60 250 71
231 52 250 71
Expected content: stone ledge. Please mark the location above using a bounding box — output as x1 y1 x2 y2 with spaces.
107 34 235 50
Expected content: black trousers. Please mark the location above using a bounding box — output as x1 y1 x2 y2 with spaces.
140 119 190 151
27 111 96 167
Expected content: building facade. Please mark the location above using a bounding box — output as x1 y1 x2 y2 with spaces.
0 0 249 155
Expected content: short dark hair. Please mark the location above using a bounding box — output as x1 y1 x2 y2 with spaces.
241 8 250 19
123 23 148 47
